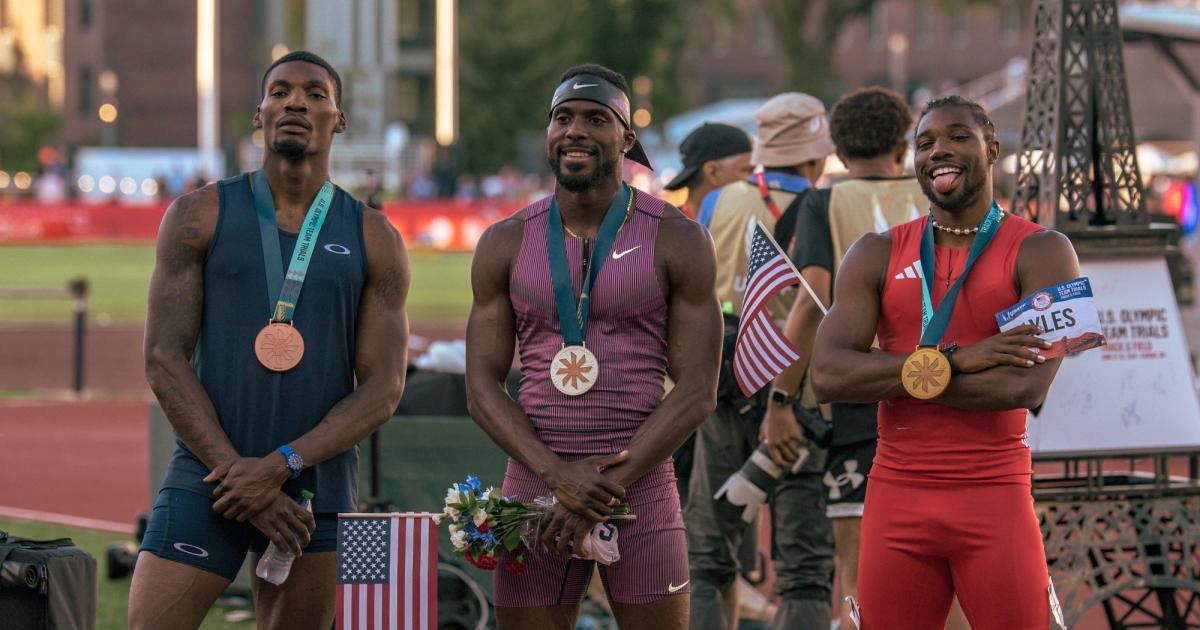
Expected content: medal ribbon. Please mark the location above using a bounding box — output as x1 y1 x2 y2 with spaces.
251 169 335 323
917 201 1003 347
546 184 631 346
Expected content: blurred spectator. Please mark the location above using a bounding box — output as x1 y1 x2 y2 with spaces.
407 172 437 199
456 174 479 201
35 171 68 203
364 168 382 209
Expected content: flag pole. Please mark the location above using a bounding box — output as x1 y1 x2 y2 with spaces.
753 220 829 316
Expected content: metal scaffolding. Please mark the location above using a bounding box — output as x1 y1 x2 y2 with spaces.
1015 0 1147 231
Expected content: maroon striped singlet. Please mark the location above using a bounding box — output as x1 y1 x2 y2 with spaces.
510 188 670 463
495 187 690 607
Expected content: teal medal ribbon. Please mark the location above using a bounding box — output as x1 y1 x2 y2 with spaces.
544 184 631 395
251 169 335 323
916 201 1003 347
249 169 334 371
546 183 631 345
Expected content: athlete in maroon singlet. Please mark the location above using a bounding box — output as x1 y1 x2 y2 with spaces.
810 96 1079 629
466 64 721 630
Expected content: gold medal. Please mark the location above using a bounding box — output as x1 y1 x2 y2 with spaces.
551 344 598 396
901 346 950 400
255 322 305 372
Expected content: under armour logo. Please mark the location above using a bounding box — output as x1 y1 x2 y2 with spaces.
823 460 866 500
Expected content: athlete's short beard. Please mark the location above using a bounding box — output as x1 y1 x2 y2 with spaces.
548 155 617 193
273 137 308 157
919 169 986 214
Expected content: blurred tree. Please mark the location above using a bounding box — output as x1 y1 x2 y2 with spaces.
0 68 60 174
765 0 876 102
458 0 731 175
765 0 1019 102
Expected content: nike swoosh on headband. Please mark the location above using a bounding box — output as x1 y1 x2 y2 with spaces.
573 82 598 89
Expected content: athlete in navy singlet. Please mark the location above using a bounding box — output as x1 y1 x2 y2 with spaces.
129 51 410 630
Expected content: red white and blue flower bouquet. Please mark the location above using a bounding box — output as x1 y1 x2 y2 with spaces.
433 475 633 573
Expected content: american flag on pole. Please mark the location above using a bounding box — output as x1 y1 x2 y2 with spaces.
336 513 438 630
733 221 803 396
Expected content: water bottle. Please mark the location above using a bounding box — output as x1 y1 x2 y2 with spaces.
255 490 313 585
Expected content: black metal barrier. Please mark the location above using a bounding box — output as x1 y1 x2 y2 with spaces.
1034 450 1200 627
0 276 89 393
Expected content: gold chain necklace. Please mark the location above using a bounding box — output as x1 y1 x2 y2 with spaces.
562 192 635 238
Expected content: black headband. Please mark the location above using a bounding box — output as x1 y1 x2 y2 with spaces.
549 74 653 170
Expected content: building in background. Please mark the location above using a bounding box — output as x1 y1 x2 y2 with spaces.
58 0 258 151
0 0 66 107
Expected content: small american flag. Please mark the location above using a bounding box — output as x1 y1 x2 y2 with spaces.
337 513 438 630
734 221 803 397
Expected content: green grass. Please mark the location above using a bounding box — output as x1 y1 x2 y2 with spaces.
0 245 473 326
0 517 253 629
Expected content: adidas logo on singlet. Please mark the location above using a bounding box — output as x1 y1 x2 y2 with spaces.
894 260 925 280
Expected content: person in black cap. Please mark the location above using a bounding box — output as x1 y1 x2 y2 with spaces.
466 63 721 629
663 123 753 219
663 122 752 505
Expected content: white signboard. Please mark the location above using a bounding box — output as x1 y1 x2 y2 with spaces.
1028 257 1200 455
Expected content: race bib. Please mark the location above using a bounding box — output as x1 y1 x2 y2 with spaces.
996 277 1107 358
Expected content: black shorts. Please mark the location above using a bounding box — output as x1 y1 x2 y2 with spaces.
822 440 875 518
140 488 338 581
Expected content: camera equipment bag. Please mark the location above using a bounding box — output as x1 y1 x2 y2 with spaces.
0 530 96 629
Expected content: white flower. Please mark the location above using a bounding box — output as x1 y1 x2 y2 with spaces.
444 487 460 507
448 523 459 535
473 508 487 528
450 529 468 550
486 486 502 501
431 512 443 525
445 506 460 521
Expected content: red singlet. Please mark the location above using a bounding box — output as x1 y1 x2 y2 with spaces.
875 213 1043 482
857 213 1062 630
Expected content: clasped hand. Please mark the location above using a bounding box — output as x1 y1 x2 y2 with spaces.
248 489 316 556
760 404 807 467
542 450 629 522
204 456 289 521
539 503 597 557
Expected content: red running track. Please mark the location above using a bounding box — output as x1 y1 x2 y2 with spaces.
0 400 148 533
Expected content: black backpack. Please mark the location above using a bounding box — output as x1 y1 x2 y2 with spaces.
0 530 96 630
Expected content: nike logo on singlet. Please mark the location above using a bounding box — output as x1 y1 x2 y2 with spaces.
668 580 689 593
612 246 640 260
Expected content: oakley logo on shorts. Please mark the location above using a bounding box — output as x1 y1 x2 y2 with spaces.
173 542 210 558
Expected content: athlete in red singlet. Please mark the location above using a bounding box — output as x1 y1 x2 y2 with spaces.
809 96 1079 629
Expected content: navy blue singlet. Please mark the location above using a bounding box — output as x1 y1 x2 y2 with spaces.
159 172 367 512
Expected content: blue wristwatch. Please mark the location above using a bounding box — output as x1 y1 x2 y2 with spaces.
278 444 304 479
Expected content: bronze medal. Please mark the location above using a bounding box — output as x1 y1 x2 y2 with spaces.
901 346 950 400
255 322 305 372
551 345 598 396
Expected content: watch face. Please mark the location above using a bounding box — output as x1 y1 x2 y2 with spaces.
287 453 303 470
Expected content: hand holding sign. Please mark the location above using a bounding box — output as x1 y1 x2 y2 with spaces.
995 277 1107 358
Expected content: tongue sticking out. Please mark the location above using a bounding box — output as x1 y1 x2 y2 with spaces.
932 172 960 195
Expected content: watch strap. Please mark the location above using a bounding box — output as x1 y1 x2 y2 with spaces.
939 342 960 375
278 444 304 479
769 386 798 406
